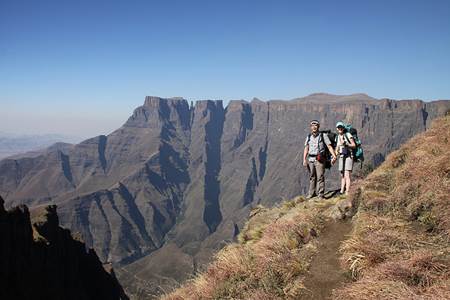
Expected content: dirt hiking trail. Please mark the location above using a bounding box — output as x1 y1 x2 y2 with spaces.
302 218 352 299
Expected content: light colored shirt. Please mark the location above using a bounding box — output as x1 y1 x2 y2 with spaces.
336 132 353 157
305 132 331 161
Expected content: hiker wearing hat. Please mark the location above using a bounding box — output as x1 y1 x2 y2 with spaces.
303 120 337 199
335 121 356 195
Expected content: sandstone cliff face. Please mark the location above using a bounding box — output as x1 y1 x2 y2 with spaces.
0 196 127 300
0 94 449 297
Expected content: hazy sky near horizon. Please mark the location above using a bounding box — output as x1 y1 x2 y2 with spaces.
1 0 450 138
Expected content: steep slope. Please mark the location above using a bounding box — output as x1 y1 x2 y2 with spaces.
0 196 127 300
164 114 450 299
334 114 450 299
0 94 449 297
162 194 354 299
1 97 192 264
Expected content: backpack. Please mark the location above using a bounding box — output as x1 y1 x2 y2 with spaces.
307 130 336 169
340 123 364 162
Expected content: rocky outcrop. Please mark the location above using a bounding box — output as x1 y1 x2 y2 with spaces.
0 196 127 300
0 94 449 298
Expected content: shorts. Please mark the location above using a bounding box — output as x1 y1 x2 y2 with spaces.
338 156 353 172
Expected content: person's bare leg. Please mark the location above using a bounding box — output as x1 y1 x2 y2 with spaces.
340 173 346 193
345 170 352 195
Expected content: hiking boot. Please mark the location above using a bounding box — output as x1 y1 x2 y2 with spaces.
306 194 315 199
318 195 326 200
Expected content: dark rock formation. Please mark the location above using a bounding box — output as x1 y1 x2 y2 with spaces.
0 196 127 300
0 93 449 298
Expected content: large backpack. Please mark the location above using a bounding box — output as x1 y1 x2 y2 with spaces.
341 123 364 162
306 130 336 169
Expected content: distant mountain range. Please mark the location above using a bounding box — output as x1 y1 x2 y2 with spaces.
0 93 449 298
0 133 82 160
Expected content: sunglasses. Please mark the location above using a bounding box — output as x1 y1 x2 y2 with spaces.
336 126 344 129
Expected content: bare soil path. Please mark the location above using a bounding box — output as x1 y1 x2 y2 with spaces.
302 218 352 299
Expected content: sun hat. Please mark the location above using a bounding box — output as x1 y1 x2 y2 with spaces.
336 121 345 128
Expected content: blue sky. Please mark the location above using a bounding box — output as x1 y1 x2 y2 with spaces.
1 0 450 137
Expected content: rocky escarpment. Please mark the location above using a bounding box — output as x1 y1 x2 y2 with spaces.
0 93 449 298
0 196 127 300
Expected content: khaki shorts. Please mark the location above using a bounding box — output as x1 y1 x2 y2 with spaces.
338 156 353 172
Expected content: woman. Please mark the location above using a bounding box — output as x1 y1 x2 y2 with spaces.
335 121 356 195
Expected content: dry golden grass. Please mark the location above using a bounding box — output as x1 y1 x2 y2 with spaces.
162 196 343 300
335 115 450 299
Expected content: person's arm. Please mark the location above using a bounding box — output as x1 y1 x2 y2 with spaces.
303 145 309 166
327 143 337 160
334 136 340 156
347 133 356 149
323 134 337 161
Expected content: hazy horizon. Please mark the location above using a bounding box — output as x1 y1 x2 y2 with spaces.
1 0 450 137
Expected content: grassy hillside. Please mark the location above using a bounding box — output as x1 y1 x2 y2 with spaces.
163 115 450 300
334 115 450 299
164 195 351 299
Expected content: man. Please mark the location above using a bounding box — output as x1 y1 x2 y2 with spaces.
303 120 337 199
